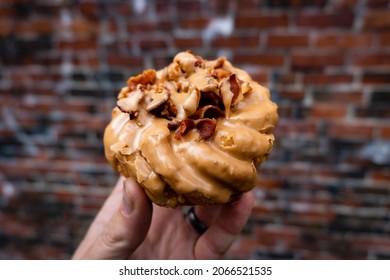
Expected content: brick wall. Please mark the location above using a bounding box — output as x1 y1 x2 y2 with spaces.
1 0 390 259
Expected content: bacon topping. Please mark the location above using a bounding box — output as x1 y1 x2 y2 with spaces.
211 68 230 80
213 57 226 69
122 52 250 141
195 119 217 140
174 118 195 139
192 105 224 119
199 91 222 108
127 69 156 90
194 59 203 68
229 74 241 105
150 99 177 120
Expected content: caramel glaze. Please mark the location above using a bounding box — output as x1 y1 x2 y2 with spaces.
104 51 278 208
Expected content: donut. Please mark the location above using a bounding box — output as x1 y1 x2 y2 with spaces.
104 51 278 208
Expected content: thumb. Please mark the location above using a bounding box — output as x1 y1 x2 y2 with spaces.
82 178 152 259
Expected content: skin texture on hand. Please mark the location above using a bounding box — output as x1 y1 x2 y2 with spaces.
72 177 254 260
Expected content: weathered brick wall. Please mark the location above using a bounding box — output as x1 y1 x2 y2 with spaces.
1 0 390 259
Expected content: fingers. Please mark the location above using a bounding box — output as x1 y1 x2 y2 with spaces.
194 204 221 227
194 191 254 259
78 178 153 259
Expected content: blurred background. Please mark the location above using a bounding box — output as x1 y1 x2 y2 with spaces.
1 0 390 259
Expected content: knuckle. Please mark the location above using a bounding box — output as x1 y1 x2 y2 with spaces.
100 230 126 249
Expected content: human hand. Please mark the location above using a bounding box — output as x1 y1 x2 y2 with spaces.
72 176 254 259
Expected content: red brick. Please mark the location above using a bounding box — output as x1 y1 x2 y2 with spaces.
328 122 374 140
0 215 36 239
139 38 168 50
87 54 99 67
355 106 390 119
379 127 390 139
296 11 354 28
155 1 175 16
14 19 54 35
363 11 390 30
303 73 353 85
310 104 347 119
236 0 263 10
71 18 100 36
0 22 11 36
244 67 269 84
313 90 363 104
153 55 173 70
352 236 390 251
255 226 301 249
106 54 143 67
56 39 98 50
0 7 14 18
276 103 294 118
267 0 327 8
378 32 390 46
211 34 259 48
367 0 390 7
279 73 297 85
234 53 285 66
291 53 344 70
112 2 134 16
179 17 210 29
175 1 201 14
267 33 309 48
288 208 336 225
261 165 303 183
257 177 282 189
128 20 172 34
351 52 390 67
107 20 119 33
80 2 99 19
275 119 318 136
314 33 374 49
158 20 174 32
236 13 288 29
174 37 203 48
362 72 390 84
331 0 359 9
127 21 157 33
370 170 390 182
279 89 305 101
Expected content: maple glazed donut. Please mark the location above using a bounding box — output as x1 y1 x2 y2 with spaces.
104 51 278 208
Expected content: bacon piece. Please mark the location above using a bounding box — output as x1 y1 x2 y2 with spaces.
195 118 217 140
127 69 156 90
213 57 226 68
229 74 241 105
174 118 195 139
167 121 179 130
192 105 224 119
199 91 222 108
194 59 204 68
150 100 177 120
211 68 230 80
220 73 243 118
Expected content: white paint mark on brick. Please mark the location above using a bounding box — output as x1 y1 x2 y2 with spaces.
202 16 234 43
360 141 390 165
133 0 146 15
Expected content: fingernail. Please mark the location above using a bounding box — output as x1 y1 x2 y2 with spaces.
121 180 134 216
